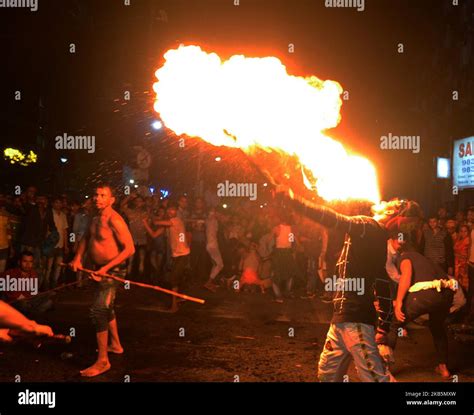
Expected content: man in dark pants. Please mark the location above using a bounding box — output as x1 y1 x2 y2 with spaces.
393 239 455 378
70 184 135 377
152 204 190 312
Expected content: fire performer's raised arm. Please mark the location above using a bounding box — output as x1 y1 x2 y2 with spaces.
280 187 378 236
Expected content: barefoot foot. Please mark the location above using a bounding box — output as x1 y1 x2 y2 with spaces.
108 345 124 354
80 361 111 377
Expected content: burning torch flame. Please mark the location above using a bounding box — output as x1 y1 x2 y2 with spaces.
153 45 380 203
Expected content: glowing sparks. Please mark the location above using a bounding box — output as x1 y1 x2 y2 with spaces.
4 148 37 166
153 45 380 203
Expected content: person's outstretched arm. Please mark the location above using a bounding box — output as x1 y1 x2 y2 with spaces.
0 300 53 336
282 189 376 237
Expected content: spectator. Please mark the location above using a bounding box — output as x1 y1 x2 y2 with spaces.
153 204 190 313
189 197 208 284
271 212 296 303
455 210 466 226
20 194 57 286
250 215 269 243
445 219 458 243
44 197 69 289
7 196 25 217
467 207 474 229
257 226 274 281
161 197 169 210
204 184 219 209
237 242 267 293
72 199 93 287
64 200 81 269
221 215 244 279
421 216 454 275
228 215 244 241
0 251 53 314
204 207 223 292
294 214 325 299
177 195 189 221
145 196 155 215
0 200 12 273
437 207 448 228
5 199 22 258
467 208 474 315
73 199 93 246
143 207 167 282
454 224 470 294
121 194 148 279
68 201 81 229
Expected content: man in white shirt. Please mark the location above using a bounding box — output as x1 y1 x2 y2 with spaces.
154 204 190 312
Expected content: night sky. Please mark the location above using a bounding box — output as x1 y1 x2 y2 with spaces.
1 0 473 211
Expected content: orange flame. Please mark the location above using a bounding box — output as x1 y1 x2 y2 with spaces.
153 45 380 203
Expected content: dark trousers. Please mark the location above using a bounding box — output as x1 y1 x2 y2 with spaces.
190 240 209 284
169 254 190 288
90 265 125 333
393 289 453 364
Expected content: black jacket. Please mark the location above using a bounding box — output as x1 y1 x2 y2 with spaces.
288 195 390 329
20 203 57 247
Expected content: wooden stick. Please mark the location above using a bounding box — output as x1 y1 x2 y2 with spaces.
61 264 205 304
6 279 84 305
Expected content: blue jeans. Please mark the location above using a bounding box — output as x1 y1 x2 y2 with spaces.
318 322 392 382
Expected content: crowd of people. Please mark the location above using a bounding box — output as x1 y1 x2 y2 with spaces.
1 187 474 312
0 185 325 307
1 184 474 379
